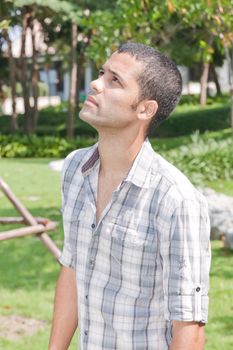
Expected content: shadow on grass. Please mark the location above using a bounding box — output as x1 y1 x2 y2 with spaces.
0 207 63 291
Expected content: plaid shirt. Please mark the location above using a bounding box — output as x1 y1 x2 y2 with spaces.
59 139 211 350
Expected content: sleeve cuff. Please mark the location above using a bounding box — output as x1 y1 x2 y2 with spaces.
164 292 209 324
58 249 75 269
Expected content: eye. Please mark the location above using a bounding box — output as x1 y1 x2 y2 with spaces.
98 69 104 77
112 75 119 83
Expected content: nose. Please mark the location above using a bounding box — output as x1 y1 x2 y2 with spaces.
90 76 103 94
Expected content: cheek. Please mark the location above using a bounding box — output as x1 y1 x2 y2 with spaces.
105 93 134 110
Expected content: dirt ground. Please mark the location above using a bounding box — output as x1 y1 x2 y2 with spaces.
0 315 47 341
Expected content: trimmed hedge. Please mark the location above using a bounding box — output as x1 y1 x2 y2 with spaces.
152 104 230 137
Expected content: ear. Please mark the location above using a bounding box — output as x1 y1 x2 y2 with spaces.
137 100 158 121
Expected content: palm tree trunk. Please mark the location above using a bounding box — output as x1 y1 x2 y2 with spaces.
67 23 78 138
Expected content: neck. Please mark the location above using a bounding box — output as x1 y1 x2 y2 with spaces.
97 128 146 176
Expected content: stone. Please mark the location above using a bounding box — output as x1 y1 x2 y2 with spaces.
199 187 233 249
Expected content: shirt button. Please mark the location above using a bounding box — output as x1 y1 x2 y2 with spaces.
91 223 95 229
84 329 88 336
90 259 95 267
85 294 88 300
196 287 201 292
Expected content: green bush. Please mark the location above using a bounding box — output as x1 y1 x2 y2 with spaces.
0 135 96 158
159 131 233 185
0 104 97 137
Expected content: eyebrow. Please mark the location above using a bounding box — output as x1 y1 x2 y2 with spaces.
101 66 126 85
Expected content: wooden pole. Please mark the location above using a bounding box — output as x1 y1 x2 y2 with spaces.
0 223 55 241
0 217 54 225
0 177 37 226
0 177 61 259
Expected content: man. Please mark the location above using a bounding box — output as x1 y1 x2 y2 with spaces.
49 43 211 350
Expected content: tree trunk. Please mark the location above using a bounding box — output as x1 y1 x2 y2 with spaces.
225 47 233 131
67 23 78 138
20 11 32 134
76 54 84 109
4 30 18 132
210 63 222 95
31 19 39 133
199 62 210 106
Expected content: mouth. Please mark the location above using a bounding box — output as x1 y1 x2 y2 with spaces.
85 95 98 107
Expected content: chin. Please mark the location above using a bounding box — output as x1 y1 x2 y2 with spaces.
79 109 91 122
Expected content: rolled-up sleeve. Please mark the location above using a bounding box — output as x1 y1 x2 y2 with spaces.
58 213 76 269
160 195 211 323
58 151 78 269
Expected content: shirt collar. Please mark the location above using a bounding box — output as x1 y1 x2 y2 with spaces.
123 138 154 189
81 138 155 189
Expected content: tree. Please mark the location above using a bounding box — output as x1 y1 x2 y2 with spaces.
67 22 78 138
86 0 233 110
171 0 233 120
0 1 19 131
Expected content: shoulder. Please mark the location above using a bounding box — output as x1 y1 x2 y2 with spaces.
150 150 208 212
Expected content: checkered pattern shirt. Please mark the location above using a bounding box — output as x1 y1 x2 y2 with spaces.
59 139 211 350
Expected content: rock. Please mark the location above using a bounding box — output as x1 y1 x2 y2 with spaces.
48 159 64 172
199 187 233 249
224 229 233 250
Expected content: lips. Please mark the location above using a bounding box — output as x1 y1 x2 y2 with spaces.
86 95 98 106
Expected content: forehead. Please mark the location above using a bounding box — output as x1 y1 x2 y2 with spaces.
103 52 144 84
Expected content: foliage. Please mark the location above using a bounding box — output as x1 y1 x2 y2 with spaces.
156 131 233 186
0 102 97 137
0 135 96 158
154 101 230 137
85 0 232 65
2 82 49 98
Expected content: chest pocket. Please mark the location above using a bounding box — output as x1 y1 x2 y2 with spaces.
109 224 157 291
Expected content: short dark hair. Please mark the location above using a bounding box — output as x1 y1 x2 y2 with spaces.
117 42 182 135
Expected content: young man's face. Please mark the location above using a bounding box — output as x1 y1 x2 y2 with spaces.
79 52 145 132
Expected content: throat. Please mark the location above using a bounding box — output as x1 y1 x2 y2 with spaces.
96 172 125 225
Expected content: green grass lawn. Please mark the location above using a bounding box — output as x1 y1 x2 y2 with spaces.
0 158 77 350
0 155 233 349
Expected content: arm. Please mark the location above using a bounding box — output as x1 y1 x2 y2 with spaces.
159 196 211 346
170 321 205 350
48 266 78 350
